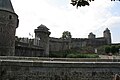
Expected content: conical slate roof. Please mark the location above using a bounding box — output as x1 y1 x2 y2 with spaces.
104 28 110 33
0 0 15 13
37 24 49 30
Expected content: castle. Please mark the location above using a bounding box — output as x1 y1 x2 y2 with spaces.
0 0 112 57
1 1 120 80
15 24 112 57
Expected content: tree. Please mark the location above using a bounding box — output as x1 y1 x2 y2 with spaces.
70 0 120 8
61 31 72 50
111 46 117 54
105 46 111 54
61 31 72 39
116 46 120 53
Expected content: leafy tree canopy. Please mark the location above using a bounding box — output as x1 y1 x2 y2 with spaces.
105 45 120 55
70 0 120 8
61 31 72 39
105 46 111 54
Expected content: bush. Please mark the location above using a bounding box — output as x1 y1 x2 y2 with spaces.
49 51 67 58
104 45 120 55
50 50 99 58
105 46 111 54
77 54 99 58
66 54 77 58
66 53 99 58
111 46 116 54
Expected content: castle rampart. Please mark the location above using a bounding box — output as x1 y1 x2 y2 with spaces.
0 56 120 80
49 31 110 52
15 27 111 56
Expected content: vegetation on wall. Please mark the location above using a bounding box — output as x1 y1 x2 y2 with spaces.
49 50 99 58
105 45 120 55
105 46 111 54
49 44 120 58
66 53 99 58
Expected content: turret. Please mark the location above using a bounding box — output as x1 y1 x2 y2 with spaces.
103 28 111 44
34 24 51 57
0 0 19 56
88 32 96 39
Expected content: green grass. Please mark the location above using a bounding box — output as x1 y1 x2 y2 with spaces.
49 51 99 58
66 53 99 58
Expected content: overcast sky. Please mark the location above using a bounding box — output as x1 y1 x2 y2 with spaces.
11 0 120 43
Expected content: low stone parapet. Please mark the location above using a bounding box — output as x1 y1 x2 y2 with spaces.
0 56 120 80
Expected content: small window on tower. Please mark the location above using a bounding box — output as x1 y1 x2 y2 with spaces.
9 15 12 20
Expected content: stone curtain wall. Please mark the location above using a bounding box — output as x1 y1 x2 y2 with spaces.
49 37 70 52
0 57 120 80
49 37 107 52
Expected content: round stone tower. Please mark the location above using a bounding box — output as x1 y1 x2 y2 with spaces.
103 28 111 44
0 0 19 56
34 24 51 57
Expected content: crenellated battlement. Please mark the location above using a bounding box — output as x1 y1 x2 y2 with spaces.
72 38 88 41
50 37 70 42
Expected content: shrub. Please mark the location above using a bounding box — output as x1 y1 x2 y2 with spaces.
50 50 99 58
66 54 77 58
76 54 99 58
105 46 111 54
66 53 99 58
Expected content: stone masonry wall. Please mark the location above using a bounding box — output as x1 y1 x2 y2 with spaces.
0 57 120 80
0 10 18 56
49 38 70 52
49 37 107 52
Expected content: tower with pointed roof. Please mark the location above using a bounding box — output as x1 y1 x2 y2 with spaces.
103 28 111 44
0 0 19 56
34 24 51 56
88 32 96 39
